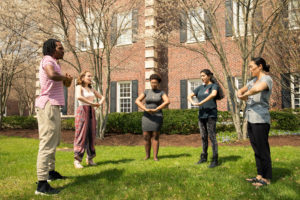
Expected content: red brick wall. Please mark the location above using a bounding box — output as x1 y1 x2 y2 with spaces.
43 1 284 115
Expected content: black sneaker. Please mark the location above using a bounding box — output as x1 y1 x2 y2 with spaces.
35 181 59 195
47 170 66 182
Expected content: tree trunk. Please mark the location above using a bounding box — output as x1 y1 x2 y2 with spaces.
0 113 3 130
242 118 248 139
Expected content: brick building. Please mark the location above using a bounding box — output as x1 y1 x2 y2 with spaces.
6 0 298 116
40 0 300 116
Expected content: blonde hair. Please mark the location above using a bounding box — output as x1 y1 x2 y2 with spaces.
76 70 92 88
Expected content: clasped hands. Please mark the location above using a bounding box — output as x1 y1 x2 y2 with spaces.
63 73 73 87
237 93 248 101
91 102 102 108
145 108 159 114
191 101 204 106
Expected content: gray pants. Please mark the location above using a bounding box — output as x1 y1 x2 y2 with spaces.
198 118 218 157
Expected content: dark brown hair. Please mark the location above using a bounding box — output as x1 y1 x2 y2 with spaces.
76 71 92 88
251 57 270 72
150 74 162 83
200 69 225 100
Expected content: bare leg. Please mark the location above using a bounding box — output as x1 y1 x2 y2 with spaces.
152 131 160 161
143 131 152 160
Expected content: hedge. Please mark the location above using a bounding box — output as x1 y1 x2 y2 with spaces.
1 109 299 133
2 116 38 129
270 111 299 131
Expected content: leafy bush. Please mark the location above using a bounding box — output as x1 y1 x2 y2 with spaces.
105 109 234 134
61 118 75 130
2 116 38 129
2 109 299 133
270 111 299 131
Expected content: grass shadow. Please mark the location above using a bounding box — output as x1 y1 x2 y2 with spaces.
272 167 292 183
96 158 134 165
158 153 191 160
57 168 125 191
219 155 242 164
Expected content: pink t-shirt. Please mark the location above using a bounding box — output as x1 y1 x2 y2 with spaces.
35 55 65 109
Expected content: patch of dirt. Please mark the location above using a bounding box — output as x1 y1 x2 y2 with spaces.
0 129 299 147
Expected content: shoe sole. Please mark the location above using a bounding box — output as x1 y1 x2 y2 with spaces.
35 190 58 195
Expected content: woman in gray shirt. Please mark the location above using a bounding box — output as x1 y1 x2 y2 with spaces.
135 74 170 161
238 57 273 188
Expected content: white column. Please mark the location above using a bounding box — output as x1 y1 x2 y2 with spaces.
144 0 158 89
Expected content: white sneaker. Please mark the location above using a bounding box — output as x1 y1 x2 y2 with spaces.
86 159 97 166
74 160 83 169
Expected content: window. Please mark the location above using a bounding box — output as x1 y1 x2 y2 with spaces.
289 0 300 30
117 82 132 112
52 26 65 42
291 73 300 108
117 12 133 46
235 77 244 90
188 79 202 108
234 77 244 103
76 12 104 51
187 8 205 43
232 0 252 36
76 18 88 51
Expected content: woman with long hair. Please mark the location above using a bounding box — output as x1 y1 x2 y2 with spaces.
74 71 104 168
188 69 222 168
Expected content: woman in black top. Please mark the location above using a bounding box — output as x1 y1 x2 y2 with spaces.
188 69 219 168
135 74 170 161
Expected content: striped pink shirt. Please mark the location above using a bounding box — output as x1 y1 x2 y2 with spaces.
35 55 65 109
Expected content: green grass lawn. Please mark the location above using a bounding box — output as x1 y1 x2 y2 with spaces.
0 135 299 200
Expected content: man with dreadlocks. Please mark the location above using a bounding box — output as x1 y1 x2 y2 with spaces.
35 39 73 195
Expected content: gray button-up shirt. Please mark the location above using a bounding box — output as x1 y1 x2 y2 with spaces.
245 75 273 124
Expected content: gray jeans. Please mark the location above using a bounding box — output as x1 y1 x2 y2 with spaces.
198 118 218 157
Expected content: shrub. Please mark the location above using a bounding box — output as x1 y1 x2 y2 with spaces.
2 116 38 129
105 109 234 134
160 109 198 134
61 118 75 130
2 109 298 133
270 111 299 131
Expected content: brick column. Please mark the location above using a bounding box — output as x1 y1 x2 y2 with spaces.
144 0 158 89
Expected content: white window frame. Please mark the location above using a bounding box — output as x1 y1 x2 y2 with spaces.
234 77 244 103
289 0 300 30
187 8 205 43
117 11 133 46
117 81 132 113
76 17 88 51
52 26 65 43
291 73 300 108
232 0 253 36
76 12 104 51
188 79 202 109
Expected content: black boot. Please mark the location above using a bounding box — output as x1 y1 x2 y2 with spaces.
208 154 218 168
48 170 66 182
196 153 207 164
35 181 60 195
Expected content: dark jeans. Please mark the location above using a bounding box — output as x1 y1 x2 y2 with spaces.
198 118 218 157
248 122 272 179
